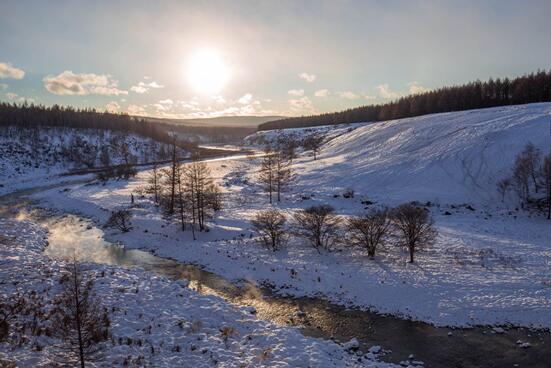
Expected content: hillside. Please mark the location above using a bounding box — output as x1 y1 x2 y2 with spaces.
251 103 551 205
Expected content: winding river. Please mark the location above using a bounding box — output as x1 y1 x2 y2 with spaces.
1 180 549 368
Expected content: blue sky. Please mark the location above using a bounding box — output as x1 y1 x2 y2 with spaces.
1 0 550 118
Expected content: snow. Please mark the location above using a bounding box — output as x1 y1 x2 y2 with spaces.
3 103 551 364
0 219 391 367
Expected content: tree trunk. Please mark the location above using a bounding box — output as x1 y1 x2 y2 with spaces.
72 264 85 368
409 245 414 263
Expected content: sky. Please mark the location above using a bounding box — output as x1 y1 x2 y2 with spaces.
1 0 551 119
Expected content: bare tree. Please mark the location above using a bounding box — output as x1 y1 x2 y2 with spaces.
0 293 27 342
513 153 531 206
258 146 276 203
294 204 341 252
392 204 437 263
182 158 213 232
522 142 541 193
496 177 512 202
543 153 551 219
303 133 324 160
166 136 179 214
251 209 287 251
274 149 294 202
51 261 109 368
347 210 391 258
105 209 132 232
147 164 161 205
99 146 110 167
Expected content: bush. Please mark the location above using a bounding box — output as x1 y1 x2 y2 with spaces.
251 209 287 251
293 204 341 251
105 209 132 232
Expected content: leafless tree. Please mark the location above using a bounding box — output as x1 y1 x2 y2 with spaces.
496 177 512 202
274 149 294 202
99 146 110 167
303 133 324 160
294 204 341 252
50 261 109 368
522 142 541 192
513 153 531 206
258 146 277 203
392 204 437 263
543 153 551 219
0 293 27 342
347 210 391 257
105 209 132 232
182 158 213 232
165 136 180 214
251 209 287 251
147 164 161 205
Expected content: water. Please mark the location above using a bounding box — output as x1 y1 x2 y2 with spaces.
1 185 550 367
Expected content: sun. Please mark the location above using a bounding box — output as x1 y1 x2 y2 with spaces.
186 49 231 95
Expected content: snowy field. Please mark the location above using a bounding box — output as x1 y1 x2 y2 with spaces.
0 219 390 367
25 103 551 329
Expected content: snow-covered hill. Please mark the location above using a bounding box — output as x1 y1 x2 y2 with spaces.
0 127 178 195
250 103 551 205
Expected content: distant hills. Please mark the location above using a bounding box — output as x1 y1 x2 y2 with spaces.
142 115 284 128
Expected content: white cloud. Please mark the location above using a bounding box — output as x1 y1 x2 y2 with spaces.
337 91 360 99
408 81 429 94
158 98 173 105
0 83 8 90
288 96 316 115
130 80 164 94
288 89 305 96
43 71 128 96
299 72 316 83
377 84 401 99
314 89 330 97
364 95 377 100
238 93 253 105
105 101 120 113
4 92 34 103
127 104 147 116
0 62 25 79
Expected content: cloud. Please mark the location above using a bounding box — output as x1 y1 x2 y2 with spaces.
0 83 8 90
0 62 25 79
130 80 164 94
299 72 316 83
43 71 128 96
364 95 377 100
314 89 330 97
4 92 34 103
337 91 360 99
288 89 305 96
288 96 316 115
377 84 401 99
127 104 147 116
238 93 253 104
105 101 120 113
408 81 429 94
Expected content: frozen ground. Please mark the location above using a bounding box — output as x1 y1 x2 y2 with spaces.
0 219 390 367
31 154 551 329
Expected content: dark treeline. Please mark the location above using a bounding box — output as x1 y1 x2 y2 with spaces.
259 70 551 131
0 102 176 144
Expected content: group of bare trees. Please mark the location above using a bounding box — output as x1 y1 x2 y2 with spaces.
147 139 223 239
251 203 436 263
258 139 296 203
499 142 551 218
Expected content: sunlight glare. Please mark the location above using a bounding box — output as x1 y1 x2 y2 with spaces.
186 48 231 95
